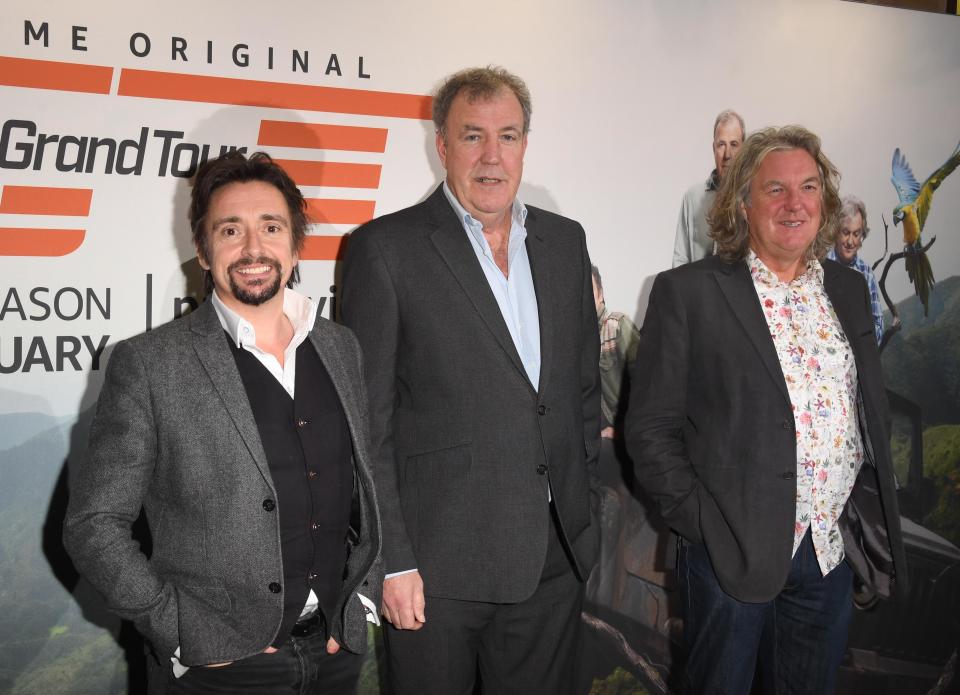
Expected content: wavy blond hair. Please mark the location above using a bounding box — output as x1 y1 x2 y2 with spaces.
708 125 841 263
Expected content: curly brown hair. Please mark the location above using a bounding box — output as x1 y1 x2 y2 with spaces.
708 125 841 263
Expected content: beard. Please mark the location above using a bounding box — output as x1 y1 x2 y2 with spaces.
227 256 284 306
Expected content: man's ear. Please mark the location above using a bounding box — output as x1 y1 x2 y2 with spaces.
196 245 210 270
436 130 447 169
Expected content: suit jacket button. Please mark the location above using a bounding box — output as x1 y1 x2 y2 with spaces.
297 418 308 427
782 471 795 480
782 420 793 430
537 464 548 475
262 499 276 512
269 582 281 593
538 405 547 415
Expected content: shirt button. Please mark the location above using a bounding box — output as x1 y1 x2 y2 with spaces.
536 464 548 475
268 582 281 593
262 499 276 512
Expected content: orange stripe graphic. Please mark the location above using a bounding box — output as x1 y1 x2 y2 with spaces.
0 56 112 94
301 235 349 261
305 198 376 225
0 228 85 256
119 69 431 120
277 159 381 188
0 186 93 216
259 121 388 153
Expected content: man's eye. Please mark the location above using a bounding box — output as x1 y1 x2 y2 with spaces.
266 224 280 233
223 227 238 236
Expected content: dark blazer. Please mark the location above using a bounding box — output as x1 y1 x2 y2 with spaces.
63 299 383 666
625 255 907 603
340 185 601 603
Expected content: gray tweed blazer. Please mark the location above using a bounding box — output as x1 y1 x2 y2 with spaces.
64 298 382 666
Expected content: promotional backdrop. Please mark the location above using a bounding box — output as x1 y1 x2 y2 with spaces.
2 1 959 693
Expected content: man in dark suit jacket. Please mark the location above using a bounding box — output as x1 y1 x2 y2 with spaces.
627 126 907 695
64 152 382 694
340 67 601 695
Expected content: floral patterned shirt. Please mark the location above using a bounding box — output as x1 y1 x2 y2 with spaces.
749 252 864 576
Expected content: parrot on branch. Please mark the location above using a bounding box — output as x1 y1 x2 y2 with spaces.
890 139 960 315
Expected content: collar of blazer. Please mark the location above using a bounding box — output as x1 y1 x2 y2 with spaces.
422 184 553 395
711 256 863 407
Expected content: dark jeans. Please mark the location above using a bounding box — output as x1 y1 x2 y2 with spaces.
679 530 853 695
147 629 364 695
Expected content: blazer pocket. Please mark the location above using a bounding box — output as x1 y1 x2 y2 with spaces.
176 584 236 664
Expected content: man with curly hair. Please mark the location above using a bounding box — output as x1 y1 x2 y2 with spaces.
628 126 906 694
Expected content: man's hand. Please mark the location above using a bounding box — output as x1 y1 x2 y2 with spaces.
381 571 426 630
326 637 340 654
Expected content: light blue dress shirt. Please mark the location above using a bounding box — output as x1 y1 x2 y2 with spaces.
442 182 541 390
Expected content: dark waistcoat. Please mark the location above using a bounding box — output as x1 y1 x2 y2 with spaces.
228 334 353 645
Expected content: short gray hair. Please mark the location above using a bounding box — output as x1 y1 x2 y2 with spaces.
432 66 532 138
714 109 745 141
840 195 870 240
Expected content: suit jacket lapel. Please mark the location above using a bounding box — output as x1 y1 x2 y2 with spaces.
713 260 791 404
426 187 531 387
821 259 859 350
307 323 361 443
525 210 554 394
189 300 275 493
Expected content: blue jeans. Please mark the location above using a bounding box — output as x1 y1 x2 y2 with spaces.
679 530 853 695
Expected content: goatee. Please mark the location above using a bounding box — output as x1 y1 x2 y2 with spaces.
228 256 283 306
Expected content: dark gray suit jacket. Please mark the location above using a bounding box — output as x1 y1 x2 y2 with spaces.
64 299 382 666
626 255 907 603
340 185 601 603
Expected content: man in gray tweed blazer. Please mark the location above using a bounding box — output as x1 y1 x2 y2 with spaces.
64 152 382 694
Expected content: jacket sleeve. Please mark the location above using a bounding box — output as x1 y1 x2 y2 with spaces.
625 272 703 543
340 227 418 575
62 339 180 658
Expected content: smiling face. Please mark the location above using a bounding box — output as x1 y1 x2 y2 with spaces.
436 88 527 230
744 148 822 281
713 119 744 180
197 180 297 313
835 211 864 264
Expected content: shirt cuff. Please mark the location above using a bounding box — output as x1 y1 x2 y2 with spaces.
171 647 189 678
385 568 418 579
357 593 381 627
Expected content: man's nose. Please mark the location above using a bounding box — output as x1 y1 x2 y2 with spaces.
481 138 501 163
242 228 262 255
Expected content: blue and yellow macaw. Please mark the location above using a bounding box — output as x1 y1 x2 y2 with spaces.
891 140 960 315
